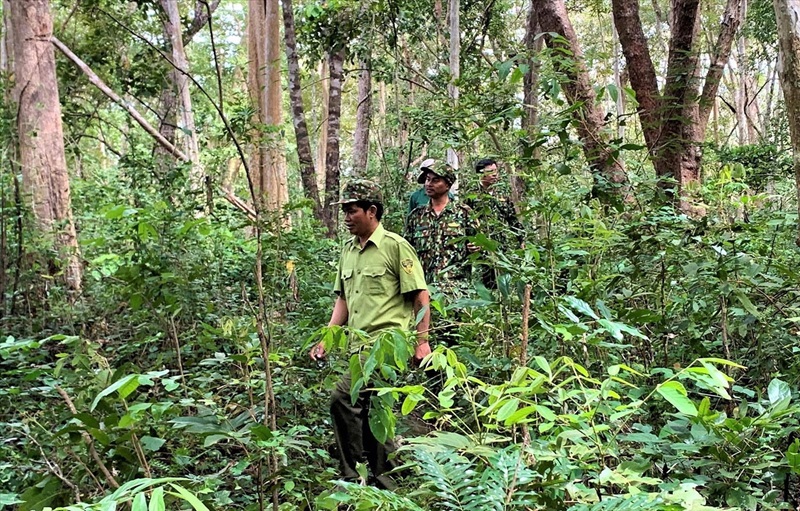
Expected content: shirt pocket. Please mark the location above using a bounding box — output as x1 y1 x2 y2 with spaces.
341 268 354 298
363 266 389 294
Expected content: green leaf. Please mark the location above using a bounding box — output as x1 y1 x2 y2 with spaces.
91 374 139 411
149 487 165 511
496 398 520 422
656 381 697 416
733 290 760 319
401 393 424 415
132 492 147 511
140 436 166 452
768 378 791 410
0 494 23 510
564 296 599 320
169 485 209 511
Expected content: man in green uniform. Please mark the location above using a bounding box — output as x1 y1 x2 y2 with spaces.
310 179 430 489
467 158 525 288
405 160 478 290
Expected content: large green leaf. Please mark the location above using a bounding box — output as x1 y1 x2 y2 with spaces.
656 381 697 416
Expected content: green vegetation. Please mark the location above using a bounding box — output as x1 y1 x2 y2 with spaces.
1 0 799 510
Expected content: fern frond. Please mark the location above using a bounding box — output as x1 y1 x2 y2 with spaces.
567 493 682 511
414 450 481 510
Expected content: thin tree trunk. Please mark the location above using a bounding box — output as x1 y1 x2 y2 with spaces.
11 0 82 291
698 0 744 138
279 0 325 227
316 59 329 196
160 0 203 185
522 2 542 139
447 0 460 168
535 0 629 194
352 65 372 175
612 20 625 140
773 0 800 246
324 49 345 234
248 0 288 214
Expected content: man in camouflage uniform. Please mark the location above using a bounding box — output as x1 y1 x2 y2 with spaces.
310 179 430 489
467 158 525 288
405 159 478 291
407 158 454 216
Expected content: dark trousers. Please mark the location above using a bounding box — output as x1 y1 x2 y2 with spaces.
330 373 396 489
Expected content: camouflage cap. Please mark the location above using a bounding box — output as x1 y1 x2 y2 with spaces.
332 178 383 205
416 158 457 185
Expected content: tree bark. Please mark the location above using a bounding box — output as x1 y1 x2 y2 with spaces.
316 59 329 196
279 0 326 227
10 0 82 291
522 2 542 138
352 65 372 175
248 0 288 214
160 0 203 186
614 0 742 213
534 0 629 194
699 0 745 137
447 0 460 169
324 49 345 234
612 0 662 163
773 0 800 245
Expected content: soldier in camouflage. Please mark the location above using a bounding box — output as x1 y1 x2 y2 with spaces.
467 158 525 288
404 160 479 289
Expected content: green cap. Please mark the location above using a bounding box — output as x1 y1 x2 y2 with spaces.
332 178 383 205
417 158 457 185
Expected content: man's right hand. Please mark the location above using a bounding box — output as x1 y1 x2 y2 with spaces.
310 342 326 361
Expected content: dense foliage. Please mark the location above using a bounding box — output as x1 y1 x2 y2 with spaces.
1 0 799 510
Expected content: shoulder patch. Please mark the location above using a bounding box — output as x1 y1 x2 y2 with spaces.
401 258 415 275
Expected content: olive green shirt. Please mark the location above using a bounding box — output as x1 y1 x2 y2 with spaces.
334 223 427 337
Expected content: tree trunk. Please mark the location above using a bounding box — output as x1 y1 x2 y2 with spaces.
279 0 325 227
248 0 288 214
614 0 742 213
352 65 372 175
316 59 329 196
1 0 12 75
160 0 203 186
10 0 82 291
534 0 629 194
522 2 542 139
773 0 800 246
447 0 460 169
698 0 744 138
324 49 345 234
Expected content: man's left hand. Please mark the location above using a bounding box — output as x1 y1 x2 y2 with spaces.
413 341 431 366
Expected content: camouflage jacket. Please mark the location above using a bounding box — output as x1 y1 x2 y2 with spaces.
404 201 478 285
466 189 524 248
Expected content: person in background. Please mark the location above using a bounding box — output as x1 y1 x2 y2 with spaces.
467 158 525 288
407 158 454 217
405 160 478 292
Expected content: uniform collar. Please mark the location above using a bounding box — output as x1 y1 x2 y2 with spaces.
349 222 386 250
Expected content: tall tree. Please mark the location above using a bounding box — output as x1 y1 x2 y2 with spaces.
279 0 327 230
324 49 345 230
10 0 82 291
447 0 460 169
533 0 629 196
773 0 800 245
612 0 744 212
248 0 289 214
160 0 202 185
352 64 372 174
